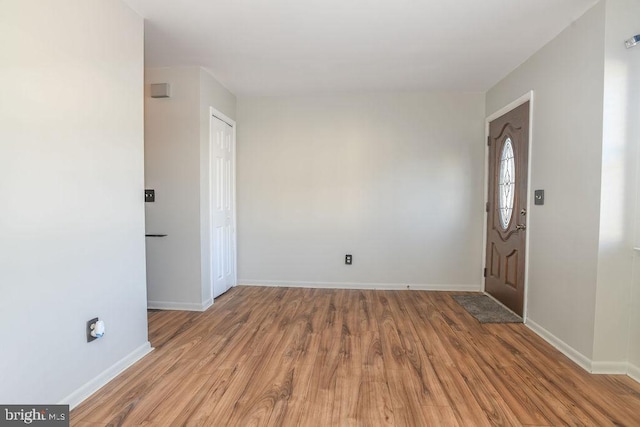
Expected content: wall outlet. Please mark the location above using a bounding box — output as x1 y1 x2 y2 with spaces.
87 317 99 343
345 254 352 265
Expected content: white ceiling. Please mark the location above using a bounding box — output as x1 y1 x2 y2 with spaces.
123 0 597 96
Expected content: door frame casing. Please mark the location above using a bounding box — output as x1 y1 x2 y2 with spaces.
482 91 534 322
209 106 238 299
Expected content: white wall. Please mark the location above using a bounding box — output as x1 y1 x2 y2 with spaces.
145 67 202 307
486 2 606 359
0 0 149 404
592 0 640 367
145 66 236 309
200 68 237 122
237 92 485 289
620 0 640 375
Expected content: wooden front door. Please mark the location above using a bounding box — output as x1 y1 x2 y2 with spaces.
485 101 529 316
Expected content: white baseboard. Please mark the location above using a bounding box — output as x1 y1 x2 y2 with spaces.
148 300 211 311
591 361 628 375
238 280 481 292
525 318 593 372
628 363 640 383
61 341 153 410
201 297 213 311
525 318 640 381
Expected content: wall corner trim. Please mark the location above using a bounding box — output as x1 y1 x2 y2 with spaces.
201 297 214 311
60 341 153 410
628 363 640 383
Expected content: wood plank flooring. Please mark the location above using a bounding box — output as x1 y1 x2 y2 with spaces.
71 286 640 426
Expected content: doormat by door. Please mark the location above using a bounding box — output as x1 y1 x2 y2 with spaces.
452 295 523 323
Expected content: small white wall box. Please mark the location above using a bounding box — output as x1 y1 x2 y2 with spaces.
150 83 171 98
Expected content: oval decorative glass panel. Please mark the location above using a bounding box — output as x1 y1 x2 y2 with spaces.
498 138 515 229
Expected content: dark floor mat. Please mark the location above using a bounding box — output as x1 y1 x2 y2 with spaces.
453 294 523 323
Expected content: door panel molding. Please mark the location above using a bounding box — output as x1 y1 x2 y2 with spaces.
494 122 523 140
482 91 534 320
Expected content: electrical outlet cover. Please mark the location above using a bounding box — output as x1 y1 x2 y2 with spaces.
87 317 99 342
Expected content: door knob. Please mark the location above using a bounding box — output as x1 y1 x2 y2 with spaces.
516 224 526 230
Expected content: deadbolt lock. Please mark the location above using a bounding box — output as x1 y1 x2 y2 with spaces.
520 209 527 216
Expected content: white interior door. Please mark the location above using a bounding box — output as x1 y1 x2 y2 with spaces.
210 111 236 298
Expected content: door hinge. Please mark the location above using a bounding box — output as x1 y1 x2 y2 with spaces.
485 202 489 213
483 267 487 277
487 136 491 146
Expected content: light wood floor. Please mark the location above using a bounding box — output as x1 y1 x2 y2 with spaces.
71 286 640 426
